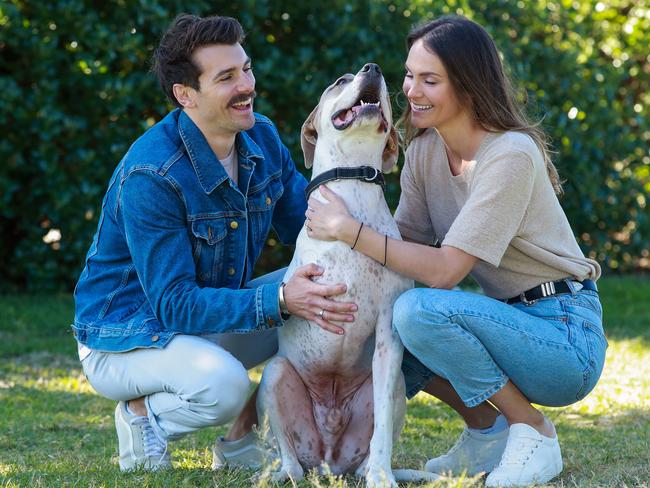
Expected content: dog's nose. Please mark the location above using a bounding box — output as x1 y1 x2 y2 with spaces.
361 63 381 75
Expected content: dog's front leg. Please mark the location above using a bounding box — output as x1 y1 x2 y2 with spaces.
361 307 406 488
257 356 321 483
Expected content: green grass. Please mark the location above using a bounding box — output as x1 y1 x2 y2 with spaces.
1 275 649 487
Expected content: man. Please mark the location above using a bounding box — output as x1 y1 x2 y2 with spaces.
73 14 357 472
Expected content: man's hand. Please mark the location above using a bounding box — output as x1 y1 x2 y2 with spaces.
283 263 357 335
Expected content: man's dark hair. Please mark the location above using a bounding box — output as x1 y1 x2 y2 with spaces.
152 14 245 108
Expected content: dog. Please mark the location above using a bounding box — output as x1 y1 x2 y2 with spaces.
257 64 437 487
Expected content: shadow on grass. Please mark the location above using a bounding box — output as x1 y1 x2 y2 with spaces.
3 382 649 487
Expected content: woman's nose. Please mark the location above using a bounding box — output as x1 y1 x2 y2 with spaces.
404 80 420 99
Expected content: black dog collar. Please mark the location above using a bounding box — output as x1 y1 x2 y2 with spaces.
305 166 385 199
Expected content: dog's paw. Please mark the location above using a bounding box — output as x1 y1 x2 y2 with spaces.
365 467 398 488
271 465 304 484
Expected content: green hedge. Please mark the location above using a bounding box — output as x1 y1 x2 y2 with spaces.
1 0 648 291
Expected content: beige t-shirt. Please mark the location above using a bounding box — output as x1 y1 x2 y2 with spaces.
394 129 601 299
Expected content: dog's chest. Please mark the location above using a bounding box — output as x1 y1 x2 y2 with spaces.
279 183 409 380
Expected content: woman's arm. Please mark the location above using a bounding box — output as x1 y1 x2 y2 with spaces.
307 185 477 288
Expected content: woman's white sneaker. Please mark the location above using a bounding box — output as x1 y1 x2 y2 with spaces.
424 426 509 476
485 423 562 487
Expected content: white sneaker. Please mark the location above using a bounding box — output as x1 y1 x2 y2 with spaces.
424 426 509 475
485 423 563 487
212 431 273 470
114 401 171 472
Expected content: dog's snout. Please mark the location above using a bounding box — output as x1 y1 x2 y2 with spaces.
360 63 381 75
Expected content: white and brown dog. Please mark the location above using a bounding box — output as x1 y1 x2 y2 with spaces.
257 64 436 487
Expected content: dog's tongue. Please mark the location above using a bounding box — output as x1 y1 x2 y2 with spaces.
334 104 380 129
336 109 355 124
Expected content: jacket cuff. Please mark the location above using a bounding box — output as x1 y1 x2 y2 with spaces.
257 282 284 329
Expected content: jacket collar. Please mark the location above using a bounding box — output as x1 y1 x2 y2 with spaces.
177 110 264 194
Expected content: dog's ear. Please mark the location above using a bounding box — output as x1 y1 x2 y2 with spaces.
300 106 319 169
382 126 399 172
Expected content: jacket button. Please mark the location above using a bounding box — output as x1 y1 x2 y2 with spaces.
228 267 236 276
230 221 238 230
267 317 275 327
265 197 271 205
151 335 159 342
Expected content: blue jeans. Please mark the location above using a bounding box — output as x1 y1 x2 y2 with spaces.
396 284 607 407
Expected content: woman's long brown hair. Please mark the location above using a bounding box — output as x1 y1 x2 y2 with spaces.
397 16 562 194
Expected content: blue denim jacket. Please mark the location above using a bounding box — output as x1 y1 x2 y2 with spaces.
73 109 307 352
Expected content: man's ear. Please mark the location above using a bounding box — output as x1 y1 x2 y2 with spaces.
300 105 319 169
382 126 399 172
172 83 196 108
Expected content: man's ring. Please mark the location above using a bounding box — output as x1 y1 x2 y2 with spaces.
319 309 325 319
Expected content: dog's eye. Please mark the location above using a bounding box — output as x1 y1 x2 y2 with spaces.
334 77 349 87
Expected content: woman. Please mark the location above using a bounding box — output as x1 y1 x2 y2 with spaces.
305 15 606 487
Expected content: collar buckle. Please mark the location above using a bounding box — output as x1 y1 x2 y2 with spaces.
363 167 379 182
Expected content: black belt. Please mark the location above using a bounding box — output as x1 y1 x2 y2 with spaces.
504 279 597 305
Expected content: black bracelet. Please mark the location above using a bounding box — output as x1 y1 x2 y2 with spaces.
351 222 364 250
381 234 388 267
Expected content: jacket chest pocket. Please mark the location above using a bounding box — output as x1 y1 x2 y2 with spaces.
190 218 227 287
247 176 284 244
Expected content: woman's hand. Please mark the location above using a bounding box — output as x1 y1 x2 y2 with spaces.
306 185 356 243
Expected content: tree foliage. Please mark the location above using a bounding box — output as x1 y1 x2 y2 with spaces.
0 0 648 291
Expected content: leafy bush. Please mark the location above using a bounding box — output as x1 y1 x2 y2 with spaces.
0 0 647 291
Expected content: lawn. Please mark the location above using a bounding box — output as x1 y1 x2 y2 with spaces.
1 276 649 487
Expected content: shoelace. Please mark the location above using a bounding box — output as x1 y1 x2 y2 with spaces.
498 434 540 466
132 417 168 459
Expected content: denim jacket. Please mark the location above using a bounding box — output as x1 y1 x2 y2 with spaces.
73 109 307 352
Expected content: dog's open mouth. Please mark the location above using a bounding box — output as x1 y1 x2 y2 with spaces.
331 88 388 132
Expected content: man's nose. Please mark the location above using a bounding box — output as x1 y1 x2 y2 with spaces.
238 71 255 92
360 63 381 75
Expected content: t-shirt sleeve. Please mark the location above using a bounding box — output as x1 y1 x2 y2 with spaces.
394 146 436 244
443 151 535 266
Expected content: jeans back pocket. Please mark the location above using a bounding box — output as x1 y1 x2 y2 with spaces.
576 319 608 401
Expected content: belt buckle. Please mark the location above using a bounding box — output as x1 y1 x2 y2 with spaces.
519 292 536 305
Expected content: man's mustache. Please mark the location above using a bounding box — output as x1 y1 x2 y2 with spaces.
229 91 257 106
